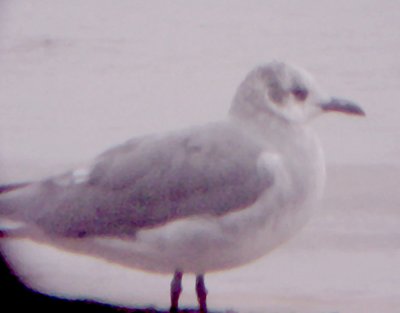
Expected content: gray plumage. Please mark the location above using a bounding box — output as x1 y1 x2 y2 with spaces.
1 122 273 238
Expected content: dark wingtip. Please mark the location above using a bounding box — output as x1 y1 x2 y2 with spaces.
0 182 31 194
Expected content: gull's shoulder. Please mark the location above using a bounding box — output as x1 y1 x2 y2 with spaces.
86 120 265 188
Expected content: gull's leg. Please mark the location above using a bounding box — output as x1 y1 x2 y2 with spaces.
170 270 183 313
196 274 208 313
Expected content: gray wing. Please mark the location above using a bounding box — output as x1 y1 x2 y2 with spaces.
28 123 274 238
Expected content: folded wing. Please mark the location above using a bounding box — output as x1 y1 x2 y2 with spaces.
4 123 275 238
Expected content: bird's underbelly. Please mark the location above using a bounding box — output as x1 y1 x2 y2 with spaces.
16 150 325 275
78 148 325 273
6 174 321 276
62 183 320 274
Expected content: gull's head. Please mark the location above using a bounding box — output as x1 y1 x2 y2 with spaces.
230 61 365 124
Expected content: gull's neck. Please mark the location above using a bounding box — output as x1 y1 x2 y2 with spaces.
229 100 304 147
229 104 325 211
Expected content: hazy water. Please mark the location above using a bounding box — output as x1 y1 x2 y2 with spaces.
0 0 399 181
0 1 399 312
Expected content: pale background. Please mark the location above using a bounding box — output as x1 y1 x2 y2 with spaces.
0 1 399 312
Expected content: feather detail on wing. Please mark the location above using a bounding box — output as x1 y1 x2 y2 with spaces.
9 123 276 238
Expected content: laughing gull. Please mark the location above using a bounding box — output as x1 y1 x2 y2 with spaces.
0 61 364 312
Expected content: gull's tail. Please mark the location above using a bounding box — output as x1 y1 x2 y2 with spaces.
0 182 31 216
0 182 32 237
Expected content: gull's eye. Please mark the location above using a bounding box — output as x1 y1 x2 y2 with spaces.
292 88 308 101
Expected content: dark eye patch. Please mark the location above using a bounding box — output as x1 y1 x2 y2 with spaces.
268 81 286 104
292 87 308 101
